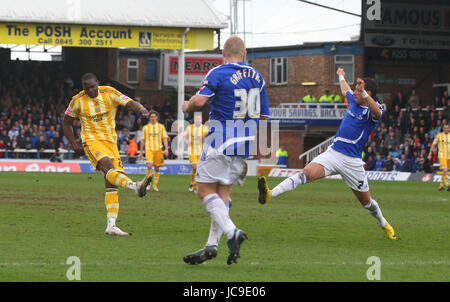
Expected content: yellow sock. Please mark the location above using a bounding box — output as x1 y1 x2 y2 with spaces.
442 174 448 188
105 169 132 189
146 169 152 178
105 188 119 219
153 172 160 188
190 169 196 186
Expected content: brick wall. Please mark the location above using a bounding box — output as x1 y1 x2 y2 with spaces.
252 54 364 107
118 56 160 90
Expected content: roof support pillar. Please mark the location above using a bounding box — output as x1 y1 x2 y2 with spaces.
177 27 190 160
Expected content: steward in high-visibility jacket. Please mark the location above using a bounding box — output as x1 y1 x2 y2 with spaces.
333 93 343 103
276 147 288 166
302 94 316 103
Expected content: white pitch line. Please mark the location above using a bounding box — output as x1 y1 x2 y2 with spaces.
1 260 449 266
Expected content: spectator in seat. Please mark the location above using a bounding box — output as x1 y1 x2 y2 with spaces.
408 89 420 108
433 96 443 109
0 139 6 158
374 153 385 171
365 155 376 171
378 141 388 158
47 137 58 151
392 92 406 109
397 154 414 172
119 139 129 156
35 135 48 159
381 154 394 171
384 131 399 152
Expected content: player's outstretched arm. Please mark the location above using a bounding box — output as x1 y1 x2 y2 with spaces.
337 67 351 95
126 100 149 118
183 95 209 113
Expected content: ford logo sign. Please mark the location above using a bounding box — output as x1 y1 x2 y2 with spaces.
371 36 395 46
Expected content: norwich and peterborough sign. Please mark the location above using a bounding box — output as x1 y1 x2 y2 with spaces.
0 23 214 49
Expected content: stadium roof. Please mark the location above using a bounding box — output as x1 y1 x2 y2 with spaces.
0 0 228 29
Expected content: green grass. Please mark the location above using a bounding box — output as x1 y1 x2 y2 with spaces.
0 172 449 282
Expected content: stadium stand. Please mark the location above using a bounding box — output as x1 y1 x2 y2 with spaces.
0 61 177 162
0 61 448 171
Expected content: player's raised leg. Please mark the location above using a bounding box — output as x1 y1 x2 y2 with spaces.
353 190 398 240
258 162 324 204
98 157 152 197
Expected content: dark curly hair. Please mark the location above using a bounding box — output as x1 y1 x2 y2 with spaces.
362 77 377 96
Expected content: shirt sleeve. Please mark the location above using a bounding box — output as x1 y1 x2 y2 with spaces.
65 98 80 118
345 90 355 105
372 102 385 123
109 87 132 106
196 69 219 97
259 78 270 118
432 135 439 146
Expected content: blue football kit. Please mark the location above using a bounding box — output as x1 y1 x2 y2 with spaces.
197 62 270 158
330 90 384 158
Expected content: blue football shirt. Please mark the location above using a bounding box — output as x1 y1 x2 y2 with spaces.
197 62 270 158
330 90 384 158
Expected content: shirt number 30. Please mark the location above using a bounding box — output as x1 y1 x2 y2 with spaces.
233 88 261 119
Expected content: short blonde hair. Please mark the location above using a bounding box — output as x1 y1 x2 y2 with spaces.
223 36 246 59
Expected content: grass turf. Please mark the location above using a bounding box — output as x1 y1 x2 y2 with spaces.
0 172 448 282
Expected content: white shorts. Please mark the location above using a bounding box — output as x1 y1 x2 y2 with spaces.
311 147 369 192
196 147 248 186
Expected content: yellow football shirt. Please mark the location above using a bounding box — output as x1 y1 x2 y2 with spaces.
142 122 168 152
65 86 131 144
433 131 450 159
184 124 208 156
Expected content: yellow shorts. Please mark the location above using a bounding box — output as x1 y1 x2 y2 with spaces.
83 140 124 173
439 158 450 169
189 155 199 164
146 149 164 166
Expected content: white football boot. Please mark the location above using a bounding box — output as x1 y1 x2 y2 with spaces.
105 224 129 236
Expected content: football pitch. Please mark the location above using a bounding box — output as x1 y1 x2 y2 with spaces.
0 172 449 282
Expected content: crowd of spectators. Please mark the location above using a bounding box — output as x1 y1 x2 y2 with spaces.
0 61 449 172
362 92 450 173
0 61 177 161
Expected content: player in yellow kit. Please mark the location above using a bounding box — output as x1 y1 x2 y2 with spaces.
63 73 152 236
139 110 169 191
183 113 208 193
428 124 450 191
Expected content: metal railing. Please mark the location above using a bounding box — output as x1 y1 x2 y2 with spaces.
278 103 348 109
298 136 335 164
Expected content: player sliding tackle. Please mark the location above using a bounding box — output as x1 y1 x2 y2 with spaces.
258 68 398 240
